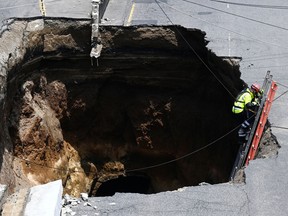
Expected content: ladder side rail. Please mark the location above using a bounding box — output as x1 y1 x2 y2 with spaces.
229 141 245 180
230 72 271 180
245 81 278 165
239 76 272 167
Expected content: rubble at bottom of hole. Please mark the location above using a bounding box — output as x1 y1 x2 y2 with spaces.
61 193 99 216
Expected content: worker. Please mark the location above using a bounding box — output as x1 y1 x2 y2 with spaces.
232 83 262 142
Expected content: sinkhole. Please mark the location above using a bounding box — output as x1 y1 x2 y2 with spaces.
94 173 152 197
0 19 278 197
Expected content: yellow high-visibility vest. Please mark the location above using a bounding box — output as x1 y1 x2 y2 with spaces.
232 88 254 114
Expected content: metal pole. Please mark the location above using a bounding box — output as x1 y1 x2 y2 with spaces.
90 0 103 60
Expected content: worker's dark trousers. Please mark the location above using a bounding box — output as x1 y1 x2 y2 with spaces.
237 110 255 141
246 109 256 125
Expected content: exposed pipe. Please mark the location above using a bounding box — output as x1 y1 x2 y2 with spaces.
90 0 103 61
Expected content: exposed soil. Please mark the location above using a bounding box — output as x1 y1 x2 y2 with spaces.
0 19 279 197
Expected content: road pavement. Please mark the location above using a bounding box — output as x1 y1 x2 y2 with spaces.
1 0 288 215
97 1 288 215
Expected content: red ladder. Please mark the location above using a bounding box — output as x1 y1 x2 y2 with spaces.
245 81 278 165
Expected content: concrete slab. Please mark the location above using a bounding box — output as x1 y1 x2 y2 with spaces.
72 184 249 216
24 180 63 216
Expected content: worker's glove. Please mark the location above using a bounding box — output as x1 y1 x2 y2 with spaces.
254 98 260 106
256 89 264 98
246 102 257 109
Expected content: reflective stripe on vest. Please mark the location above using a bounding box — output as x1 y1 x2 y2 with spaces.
232 106 243 114
232 88 254 114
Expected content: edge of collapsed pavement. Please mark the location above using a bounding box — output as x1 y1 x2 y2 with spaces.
1 180 63 216
0 180 95 216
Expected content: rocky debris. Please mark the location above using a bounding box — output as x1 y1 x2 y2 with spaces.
230 121 280 184
256 124 280 159
62 193 98 216
81 193 89 201
232 168 246 184
44 34 79 53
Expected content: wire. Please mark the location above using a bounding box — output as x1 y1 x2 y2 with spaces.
271 125 288 130
210 0 288 10
126 123 240 172
127 77 286 172
241 54 288 62
2 0 285 176
155 0 236 99
10 80 285 175
273 89 288 101
157 0 283 49
176 0 288 32
10 152 97 175
244 65 288 70
276 82 288 89
242 55 288 62
242 53 288 61
8 120 241 175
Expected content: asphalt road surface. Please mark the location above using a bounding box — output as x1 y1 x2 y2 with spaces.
1 0 288 215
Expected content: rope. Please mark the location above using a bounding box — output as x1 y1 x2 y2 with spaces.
155 0 237 100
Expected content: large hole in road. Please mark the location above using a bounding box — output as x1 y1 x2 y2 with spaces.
1 19 278 197
94 173 152 197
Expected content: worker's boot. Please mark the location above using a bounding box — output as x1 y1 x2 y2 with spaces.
245 128 251 141
238 120 251 145
239 121 250 136
238 127 247 138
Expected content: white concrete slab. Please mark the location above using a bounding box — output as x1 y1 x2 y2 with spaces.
24 180 63 216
